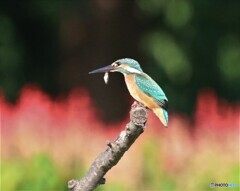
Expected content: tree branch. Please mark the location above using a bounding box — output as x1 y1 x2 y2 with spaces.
68 102 148 191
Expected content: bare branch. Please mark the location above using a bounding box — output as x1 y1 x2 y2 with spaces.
68 102 148 191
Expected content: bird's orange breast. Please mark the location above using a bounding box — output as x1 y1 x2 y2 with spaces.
124 74 159 109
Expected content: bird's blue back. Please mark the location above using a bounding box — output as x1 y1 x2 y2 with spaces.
135 73 168 110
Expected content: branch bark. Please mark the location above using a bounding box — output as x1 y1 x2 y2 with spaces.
68 102 148 191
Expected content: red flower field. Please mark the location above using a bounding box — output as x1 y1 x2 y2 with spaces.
1 86 239 191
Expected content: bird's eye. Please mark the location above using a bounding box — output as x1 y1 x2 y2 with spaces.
112 62 120 67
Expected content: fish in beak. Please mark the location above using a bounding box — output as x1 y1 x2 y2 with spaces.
89 65 115 85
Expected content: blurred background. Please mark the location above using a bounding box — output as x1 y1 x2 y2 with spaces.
1 0 239 191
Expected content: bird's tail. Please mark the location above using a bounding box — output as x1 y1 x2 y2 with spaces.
153 108 168 127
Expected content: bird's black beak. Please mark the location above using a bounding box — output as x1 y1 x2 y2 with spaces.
89 65 115 74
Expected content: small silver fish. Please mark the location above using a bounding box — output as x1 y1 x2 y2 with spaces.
104 72 109 84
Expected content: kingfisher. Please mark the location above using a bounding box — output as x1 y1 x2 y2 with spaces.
89 58 168 127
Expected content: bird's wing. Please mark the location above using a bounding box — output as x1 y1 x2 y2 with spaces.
135 74 168 110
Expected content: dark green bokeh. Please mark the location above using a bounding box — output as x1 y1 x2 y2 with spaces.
0 0 239 121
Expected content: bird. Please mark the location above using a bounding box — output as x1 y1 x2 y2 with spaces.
89 58 168 127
